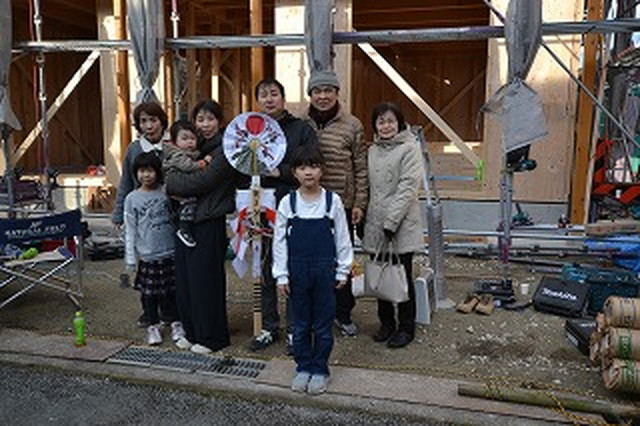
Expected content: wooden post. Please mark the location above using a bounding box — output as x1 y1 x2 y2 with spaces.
334 0 353 112
114 0 130 161
165 50 175 121
250 0 264 110
570 0 604 224
199 49 212 102
232 50 242 116
275 1 306 115
212 49 221 101
96 0 129 186
186 3 197 112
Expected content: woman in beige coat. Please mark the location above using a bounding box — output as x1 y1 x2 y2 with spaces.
363 102 424 348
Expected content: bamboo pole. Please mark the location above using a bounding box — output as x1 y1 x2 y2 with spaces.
458 383 640 419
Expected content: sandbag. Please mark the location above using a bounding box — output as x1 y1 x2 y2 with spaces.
590 332 603 366
604 327 640 361
603 359 640 394
604 297 640 329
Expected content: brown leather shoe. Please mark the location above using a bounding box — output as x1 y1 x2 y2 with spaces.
475 294 495 315
456 294 480 314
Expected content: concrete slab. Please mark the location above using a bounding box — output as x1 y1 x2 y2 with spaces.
258 359 601 424
0 328 130 361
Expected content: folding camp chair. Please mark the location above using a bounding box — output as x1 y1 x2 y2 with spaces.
0 209 84 309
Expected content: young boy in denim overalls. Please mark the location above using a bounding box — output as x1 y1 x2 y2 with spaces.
272 145 353 395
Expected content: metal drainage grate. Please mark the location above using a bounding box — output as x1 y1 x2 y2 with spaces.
152 350 213 373
197 357 266 378
108 346 266 378
107 346 164 367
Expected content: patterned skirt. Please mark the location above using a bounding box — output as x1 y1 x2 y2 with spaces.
134 256 176 297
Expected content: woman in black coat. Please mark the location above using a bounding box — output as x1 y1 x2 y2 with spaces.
165 100 240 354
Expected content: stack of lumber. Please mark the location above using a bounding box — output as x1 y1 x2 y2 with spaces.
590 296 640 394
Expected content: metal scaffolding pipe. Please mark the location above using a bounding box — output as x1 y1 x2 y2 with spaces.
31 0 52 210
442 228 640 244
12 19 640 53
170 0 181 118
484 1 640 151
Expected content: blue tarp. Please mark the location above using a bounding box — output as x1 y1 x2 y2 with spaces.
586 234 640 272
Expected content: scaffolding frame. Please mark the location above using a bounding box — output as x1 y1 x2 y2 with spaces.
11 19 640 53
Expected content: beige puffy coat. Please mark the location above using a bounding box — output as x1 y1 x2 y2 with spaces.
362 129 425 254
304 107 368 211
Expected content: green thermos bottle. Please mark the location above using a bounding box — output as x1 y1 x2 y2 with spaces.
73 311 86 347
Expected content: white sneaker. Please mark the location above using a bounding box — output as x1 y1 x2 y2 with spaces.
147 324 162 346
175 337 193 350
307 374 329 395
291 372 311 392
190 343 212 354
170 321 186 342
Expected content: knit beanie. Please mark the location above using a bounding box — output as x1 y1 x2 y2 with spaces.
306 70 341 95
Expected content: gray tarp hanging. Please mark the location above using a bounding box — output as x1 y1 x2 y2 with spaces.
0 0 20 132
128 0 165 103
483 0 547 153
304 0 335 72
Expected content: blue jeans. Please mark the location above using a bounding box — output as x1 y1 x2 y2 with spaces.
289 259 336 376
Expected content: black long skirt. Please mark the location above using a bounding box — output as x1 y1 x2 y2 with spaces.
174 216 230 351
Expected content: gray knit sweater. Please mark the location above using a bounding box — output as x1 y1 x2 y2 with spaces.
123 187 175 267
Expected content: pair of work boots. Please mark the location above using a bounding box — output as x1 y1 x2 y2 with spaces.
456 293 495 315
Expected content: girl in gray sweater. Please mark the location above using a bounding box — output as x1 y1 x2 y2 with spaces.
123 152 184 346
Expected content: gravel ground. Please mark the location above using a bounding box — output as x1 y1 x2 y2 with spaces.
0 230 636 408
0 363 438 426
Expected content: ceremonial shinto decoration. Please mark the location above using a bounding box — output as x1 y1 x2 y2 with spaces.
224 112 286 336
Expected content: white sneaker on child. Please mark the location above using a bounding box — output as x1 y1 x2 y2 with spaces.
307 374 329 395
170 321 186 342
147 324 162 346
291 372 311 392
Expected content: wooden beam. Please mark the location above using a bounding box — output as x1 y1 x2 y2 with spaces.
250 0 264 110
423 70 486 134
335 0 353 112
232 50 242 115
358 42 481 167
186 3 198 111
114 0 130 161
164 51 175 121
199 50 213 101
212 49 221 101
12 51 100 164
569 0 604 224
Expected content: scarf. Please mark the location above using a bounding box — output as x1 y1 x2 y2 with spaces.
309 103 340 129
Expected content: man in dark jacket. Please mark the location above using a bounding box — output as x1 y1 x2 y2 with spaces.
250 77 318 354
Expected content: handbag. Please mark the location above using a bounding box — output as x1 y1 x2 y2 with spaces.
364 241 409 304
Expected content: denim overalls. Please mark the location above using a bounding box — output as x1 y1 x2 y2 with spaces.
287 190 336 376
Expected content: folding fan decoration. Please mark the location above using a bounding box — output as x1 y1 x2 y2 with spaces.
223 112 286 336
